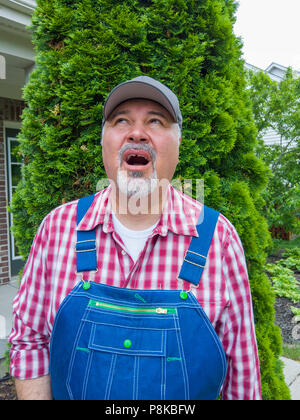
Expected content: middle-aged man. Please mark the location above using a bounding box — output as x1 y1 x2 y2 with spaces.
9 76 261 400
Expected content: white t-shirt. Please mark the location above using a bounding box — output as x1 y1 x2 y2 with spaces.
112 213 159 263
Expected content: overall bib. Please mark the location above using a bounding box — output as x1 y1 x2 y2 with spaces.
50 195 227 400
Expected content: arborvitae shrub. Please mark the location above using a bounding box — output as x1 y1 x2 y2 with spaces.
11 0 290 399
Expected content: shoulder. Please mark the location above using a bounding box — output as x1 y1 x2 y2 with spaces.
40 189 106 231
46 189 108 220
171 185 238 237
174 186 243 252
43 197 79 227
170 184 203 211
215 213 245 260
217 213 239 242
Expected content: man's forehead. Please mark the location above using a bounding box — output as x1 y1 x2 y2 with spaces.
108 98 174 121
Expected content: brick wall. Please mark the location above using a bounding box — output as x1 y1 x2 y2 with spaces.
0 97 25 284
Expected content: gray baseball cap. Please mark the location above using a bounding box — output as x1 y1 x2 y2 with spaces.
103 76 182 129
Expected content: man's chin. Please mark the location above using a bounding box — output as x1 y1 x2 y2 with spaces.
127 170 146 179
120 164 149 178
117 169 158 198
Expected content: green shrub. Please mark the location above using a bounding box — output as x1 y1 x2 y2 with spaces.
10 0 290 400
266 263 300 303
248 69 300 236
266 247 300 303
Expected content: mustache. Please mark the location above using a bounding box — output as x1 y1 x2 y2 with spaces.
118 143 156 164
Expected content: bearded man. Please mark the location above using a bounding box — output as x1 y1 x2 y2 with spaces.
9 76 261 400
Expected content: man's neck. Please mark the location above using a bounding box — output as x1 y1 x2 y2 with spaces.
110 184 169 230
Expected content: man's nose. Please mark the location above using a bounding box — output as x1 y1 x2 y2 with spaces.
127 124 149 143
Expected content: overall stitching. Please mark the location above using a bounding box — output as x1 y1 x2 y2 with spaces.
173 315 190 400
65 302 94 399
86 306 179 316
88 315 166 356
161 344 167 400
50 287 81 399
133 356 139 400
82 347 93 400
82 319 178 331
66 320 85 400
84 307 178 322
104 353 117 400
188 292 227 394
89 343 164 356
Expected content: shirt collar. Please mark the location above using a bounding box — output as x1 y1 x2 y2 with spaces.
77 184 201 238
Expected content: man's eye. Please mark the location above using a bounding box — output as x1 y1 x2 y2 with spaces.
115 118 128 124
149 118 162 125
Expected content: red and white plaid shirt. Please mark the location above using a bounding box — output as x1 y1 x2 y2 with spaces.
9 185 261 400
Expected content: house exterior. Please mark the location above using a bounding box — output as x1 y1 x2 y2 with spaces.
0 0 35 284
246 62 299 148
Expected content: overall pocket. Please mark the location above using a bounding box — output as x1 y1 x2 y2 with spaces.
66 299 187 400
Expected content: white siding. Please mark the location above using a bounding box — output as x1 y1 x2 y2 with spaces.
262 128 297 148
263 128 283 146
247 62 299 148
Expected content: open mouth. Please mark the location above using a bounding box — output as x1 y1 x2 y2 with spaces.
122 149 152 170
126 154 149 166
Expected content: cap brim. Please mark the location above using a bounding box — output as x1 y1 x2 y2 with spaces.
104 81 177 122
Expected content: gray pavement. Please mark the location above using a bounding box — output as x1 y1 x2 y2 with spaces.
0 281 299 399
281 357 300 400
0 279 18 379
0 279 18 358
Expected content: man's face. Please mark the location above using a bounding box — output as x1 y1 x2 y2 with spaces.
102 99 180 197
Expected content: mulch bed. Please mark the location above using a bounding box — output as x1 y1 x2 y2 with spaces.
275 296 300 344
0 375 17 400
268 251 300 345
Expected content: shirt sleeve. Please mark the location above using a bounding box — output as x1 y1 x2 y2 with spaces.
220 225 262 400
9 216 51 380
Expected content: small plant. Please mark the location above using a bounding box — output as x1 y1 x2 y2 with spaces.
266 247 300 304
266 263 300 303
282 247 300 258
281 248 300 271
290 306 300 323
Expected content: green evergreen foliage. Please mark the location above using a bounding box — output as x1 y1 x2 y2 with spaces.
10 0 290 399
248 68 300 235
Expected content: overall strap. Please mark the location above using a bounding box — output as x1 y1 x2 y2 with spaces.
178 205 219 286
76 194 97 273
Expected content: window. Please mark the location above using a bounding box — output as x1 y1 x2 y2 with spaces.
6 128 24 276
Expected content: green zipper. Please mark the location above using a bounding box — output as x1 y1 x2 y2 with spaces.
88 299 176 315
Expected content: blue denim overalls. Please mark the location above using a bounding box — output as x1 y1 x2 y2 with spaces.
49 195 227 400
